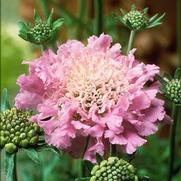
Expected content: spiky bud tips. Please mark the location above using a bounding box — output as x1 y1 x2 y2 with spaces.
90 157 138 181
119 5 165 31
18 9 64 45
165 79 181 104
0 108 40 153
123 10 148 30
30 22 52 44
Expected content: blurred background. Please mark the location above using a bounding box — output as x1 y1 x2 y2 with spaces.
1 0 181 181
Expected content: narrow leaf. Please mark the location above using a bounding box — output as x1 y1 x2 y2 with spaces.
75 177 90 181
47 8 54 25
149 13 159 23
5 152 15 181
23 148 40 164
53 18 64 31
174 67 181 79
143 7 149 14
1 88 10 111
150 13 165 25
34 9 41 23
36 145 62 156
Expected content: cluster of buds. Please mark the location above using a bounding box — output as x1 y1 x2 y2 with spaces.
0 108 40 153
18 9 64 45
90 157 138 181
158 68 181 105
119 4 165 31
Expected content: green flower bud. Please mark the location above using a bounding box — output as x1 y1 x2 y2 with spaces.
18 9 64 45
119 4 165 31
165 79 181 104
19 139 29 147
90 157 138 181
4 143 17 154
29 136 39 145
123 10 148 30
0 108 41 153
0 136 7 147
157 68 181 105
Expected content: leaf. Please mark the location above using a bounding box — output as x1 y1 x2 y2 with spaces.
34 9 41 23
149 14 159 23
1 88 10 111
139 176 151 181
47 8 54 25
155 75 167 85
53 18 64 31
75 177 90 181
23 148 40 164
174 67 181 79
36 145 62 156
143 7 149 14
5 152 15 181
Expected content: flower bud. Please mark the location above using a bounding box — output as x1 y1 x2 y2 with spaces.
165 79 181 104
123 10 148 30
90 157 138 181
18 9 64 45
119 5 165 31
0 108 41 153
4 143 17 154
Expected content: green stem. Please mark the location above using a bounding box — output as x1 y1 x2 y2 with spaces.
82 136 90 177
76 0 87 39
94 0 103 36
127 30 136 54
13 154 17 181
40 0 49 19
168 104 178 181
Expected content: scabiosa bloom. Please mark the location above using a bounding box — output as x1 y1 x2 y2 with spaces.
15 34 166 163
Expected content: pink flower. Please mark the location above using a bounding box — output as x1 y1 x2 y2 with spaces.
16 34 167 163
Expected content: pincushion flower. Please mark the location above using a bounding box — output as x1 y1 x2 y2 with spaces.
15 34 166 163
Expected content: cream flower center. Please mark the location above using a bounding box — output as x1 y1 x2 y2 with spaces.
65 55 129 113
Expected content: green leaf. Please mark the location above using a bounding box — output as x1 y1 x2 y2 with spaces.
155 75 167 85
23 148 40 164
149 14 159 23
36 145 62 156
174 67 181 79
34 9 42 23
5 152 15 181
1 88 10 111
120 8 126 15
75 177 90 181
143 7 149 14
52 18 64 31
47 8 54 25
139 176 151 181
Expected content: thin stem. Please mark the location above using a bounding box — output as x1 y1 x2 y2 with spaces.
76 0 87 39
168 103 178 181
82 136 90 177
127 30 136 54
13 154 17 181
40 0 49 19
94 0 103 36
